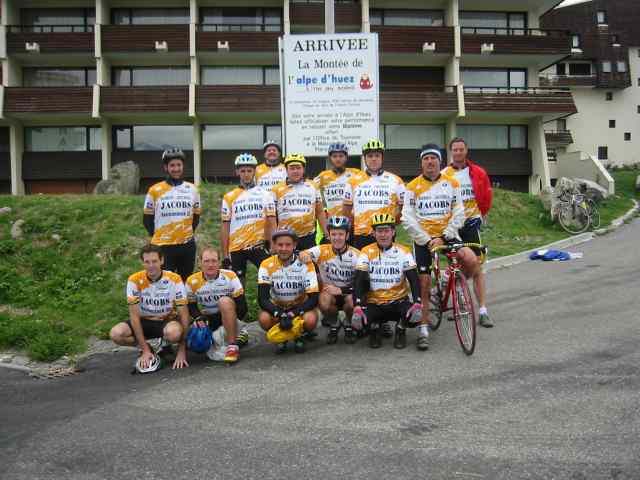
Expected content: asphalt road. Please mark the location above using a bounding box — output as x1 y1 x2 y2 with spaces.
2 219 640 480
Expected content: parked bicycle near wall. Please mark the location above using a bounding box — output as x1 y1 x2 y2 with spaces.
555 184 600 234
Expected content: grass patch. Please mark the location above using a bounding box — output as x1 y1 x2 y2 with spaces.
0 170 637 360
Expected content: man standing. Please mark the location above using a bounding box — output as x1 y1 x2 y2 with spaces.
272 154 327 250
442 137 493 327
143 148 201 280
221 153 276 284
256 140 287 191
110 244 190 372
343 139 405 250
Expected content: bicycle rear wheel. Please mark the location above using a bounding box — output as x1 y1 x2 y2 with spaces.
588 201 601 230
429 273 443 331
452 272 476 355
558 204 590 234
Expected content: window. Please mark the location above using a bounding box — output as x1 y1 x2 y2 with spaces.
609 120 616 128
602 61 612 73
461 68 527 90
112 8 190 25
556 119 567 131
203 125 263 150
23 68 96 87
606 92 613 101
611 35 620 46
572 35 580 48
597 146 608 160
370 9 444 27
200 8 282 32
638 106 640 114
624 132 631 141
596 10 607 24
25 127 100 152
112 67 190 86
113 126 193 151
200 67 279 85
568 63 591 76
460 11 527 34
616 61 627 73
456 125 527 150
20 8 95 32
381 125 444 149
556 63 566 76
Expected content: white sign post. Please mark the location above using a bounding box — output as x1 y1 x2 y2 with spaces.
279 33 379 157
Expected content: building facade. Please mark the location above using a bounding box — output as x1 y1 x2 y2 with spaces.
541 0 640 170
0 0 575 195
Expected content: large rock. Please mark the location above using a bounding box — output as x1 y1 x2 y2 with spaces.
573 178 609 202
539 186 554 211
94 161 140 195
10 219 25 239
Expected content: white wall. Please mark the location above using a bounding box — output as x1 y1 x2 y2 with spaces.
566 46 640 167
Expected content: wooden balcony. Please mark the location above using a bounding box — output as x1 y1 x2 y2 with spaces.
22 152 101 181
381 87 458 114
463 88 577 115
336 3 361 29
372 26 455 55
7 25 94 54
196 27 280 53
461 28 571 56
3 87 93 115
101 25 189 53
539 74 596 88
545 129 574 148
290 3 324 27
196 85 280 113
101 86 188 113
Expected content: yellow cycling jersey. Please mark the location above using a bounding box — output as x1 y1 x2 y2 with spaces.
356 243 416 305
144 181 201 246
185 269 244 315
403 174 464 239
305 244 360 288
258 255 319 308
221 185 276 252
126 270 188 319
256 163 287 191
343 171 405 236
313 168 367 218
272 180 322 237
442 166 481 220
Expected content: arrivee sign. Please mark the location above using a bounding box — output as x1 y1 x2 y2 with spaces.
279 33 380 157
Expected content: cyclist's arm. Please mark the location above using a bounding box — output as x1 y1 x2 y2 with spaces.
353 269 369 306
405 268 422 304
316 201 328 237
265 216 276 249
192 214 200 232
401 196 430 246
188 300 202 319
128 304 150 352
234 294 248 321
221 221 231 259
258 284 280 316
290 292 319 315
143 214 155 237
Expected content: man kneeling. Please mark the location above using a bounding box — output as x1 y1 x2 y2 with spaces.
185 248 247 363
257 229 319 354
110 244 190 372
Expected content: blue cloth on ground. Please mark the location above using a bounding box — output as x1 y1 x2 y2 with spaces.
529 249 582 261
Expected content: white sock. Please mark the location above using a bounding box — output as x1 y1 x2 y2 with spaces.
479 306 488 315
419 325 429 337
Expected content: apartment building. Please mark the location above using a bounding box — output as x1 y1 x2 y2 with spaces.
0 0 575 195
541 0 640 170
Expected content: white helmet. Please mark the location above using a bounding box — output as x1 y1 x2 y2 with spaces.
135 354 163 374
234 153 258 167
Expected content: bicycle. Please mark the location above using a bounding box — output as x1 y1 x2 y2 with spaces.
428 242 486 356
556 186 591 234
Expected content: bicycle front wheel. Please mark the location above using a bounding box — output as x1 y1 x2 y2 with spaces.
558 204 590 234
452 272 477 355
588 202 601 230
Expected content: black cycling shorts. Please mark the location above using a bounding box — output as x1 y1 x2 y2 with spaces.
365 299 411 326
352 234 375 250
126 319 169 339
159 239 196 281
231 245 270 279
414 243 434 275
459 219 483 256
197 313 223 332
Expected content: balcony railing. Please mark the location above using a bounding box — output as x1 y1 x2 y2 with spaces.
461 27 567 37
462 28 571 55
101 25 189 52
8 24 94 33
197 23 282 32
3 87 93 114
545 129 574 146
101 86 189 113
539 73 597 88
464 87 577 114
196 26 280 52
372 26 455 54
381 86 458 113
197 85 281 113
463 87 569 94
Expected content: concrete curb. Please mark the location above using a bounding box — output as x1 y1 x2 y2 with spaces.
485 198 638 272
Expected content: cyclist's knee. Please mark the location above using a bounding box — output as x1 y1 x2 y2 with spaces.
258 311 275 331
110 323 131 344
303 310 318 331
318 292 334 312
218 296 236 314
164 321 183 343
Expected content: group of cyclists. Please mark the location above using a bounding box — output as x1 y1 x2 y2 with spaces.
109 135 493 373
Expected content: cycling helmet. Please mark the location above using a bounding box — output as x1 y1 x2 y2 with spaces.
272 228 299 243
234 153 258 167
186 324 213 353
263 140 282 153
362 139 385 155
135 354 163 374
328 143 349 156
371 213 395 228
162 148 186 164
284 153 306 167
327 215 351 232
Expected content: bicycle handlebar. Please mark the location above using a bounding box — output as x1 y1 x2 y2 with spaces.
430 242 486 254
